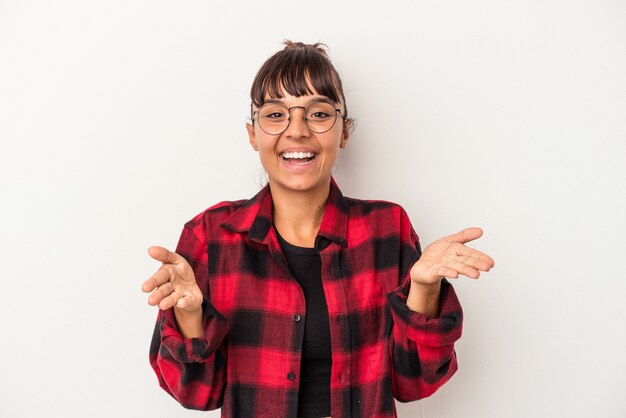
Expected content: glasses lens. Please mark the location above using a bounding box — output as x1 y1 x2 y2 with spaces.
305 102 337 133
258 104 289 135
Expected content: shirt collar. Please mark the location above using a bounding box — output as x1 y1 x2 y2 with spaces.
220 177 349 248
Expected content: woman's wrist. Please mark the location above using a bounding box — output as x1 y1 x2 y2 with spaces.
173 306 204 339
406 279 442 318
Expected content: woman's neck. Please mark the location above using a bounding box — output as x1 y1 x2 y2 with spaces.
270 180 330 248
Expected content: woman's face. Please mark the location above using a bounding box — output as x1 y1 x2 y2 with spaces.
246 87 350 196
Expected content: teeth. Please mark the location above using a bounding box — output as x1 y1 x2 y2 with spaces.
282 151 316 159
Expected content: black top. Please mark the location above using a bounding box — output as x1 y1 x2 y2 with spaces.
275 228 331 418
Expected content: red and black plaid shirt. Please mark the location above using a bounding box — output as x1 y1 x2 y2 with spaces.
149 177 463 417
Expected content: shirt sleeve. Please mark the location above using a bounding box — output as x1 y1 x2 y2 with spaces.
386 208 463 401
148 221 230 411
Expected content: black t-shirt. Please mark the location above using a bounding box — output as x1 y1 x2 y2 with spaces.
275 228 331 418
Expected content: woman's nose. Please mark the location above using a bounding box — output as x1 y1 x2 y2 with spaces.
283 108 311 139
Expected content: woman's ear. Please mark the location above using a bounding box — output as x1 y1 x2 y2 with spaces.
340 118 352 148
246 122 259 151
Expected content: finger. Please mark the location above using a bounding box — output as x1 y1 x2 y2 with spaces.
142 265 173 293
458 255 493 272
176 295 197 310
158 290 182 310
147 282 174 306
454 245 495 269
445 259 480 279
436 266 459 279
148 246 182 265
445 227 483 245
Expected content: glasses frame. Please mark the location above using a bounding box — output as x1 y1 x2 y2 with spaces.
251 100 345 136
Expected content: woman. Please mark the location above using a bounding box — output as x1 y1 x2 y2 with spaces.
142 41 494 418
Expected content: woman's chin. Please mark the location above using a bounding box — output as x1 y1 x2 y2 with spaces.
270 175 330 194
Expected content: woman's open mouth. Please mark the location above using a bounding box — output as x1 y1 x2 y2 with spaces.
280 151 318 165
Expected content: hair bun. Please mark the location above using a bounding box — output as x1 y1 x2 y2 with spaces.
282 40 329 56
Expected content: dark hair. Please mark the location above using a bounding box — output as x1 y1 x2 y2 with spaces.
250 40 349 120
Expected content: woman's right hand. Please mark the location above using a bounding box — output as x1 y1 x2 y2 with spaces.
142 246 204 312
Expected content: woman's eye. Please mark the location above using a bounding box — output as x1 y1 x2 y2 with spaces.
311 112 330 119
266 112 285 118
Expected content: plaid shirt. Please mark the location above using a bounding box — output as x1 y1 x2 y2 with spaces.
149 177 463 417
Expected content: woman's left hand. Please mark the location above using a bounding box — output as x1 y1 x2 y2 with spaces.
410 227 495 286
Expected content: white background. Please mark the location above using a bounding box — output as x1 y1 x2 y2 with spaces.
1 1 625 417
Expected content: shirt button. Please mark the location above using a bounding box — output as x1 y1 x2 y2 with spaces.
287 372 296 380
292 314 301 322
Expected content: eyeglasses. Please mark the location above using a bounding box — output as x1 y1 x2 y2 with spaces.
252 101 344 135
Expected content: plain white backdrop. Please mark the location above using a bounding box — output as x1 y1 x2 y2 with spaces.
1 1 625 417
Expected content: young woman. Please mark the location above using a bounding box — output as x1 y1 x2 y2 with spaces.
142 41 495 418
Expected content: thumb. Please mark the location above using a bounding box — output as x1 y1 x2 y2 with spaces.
148 246 181 264
445 227 483 244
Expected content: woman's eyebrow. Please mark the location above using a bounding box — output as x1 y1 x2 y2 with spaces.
307 96 333 104
264 98 285 105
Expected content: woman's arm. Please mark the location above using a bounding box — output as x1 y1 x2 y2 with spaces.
144 222 230 411
388 209 495 401
174 306 205 338
405 280 441 318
